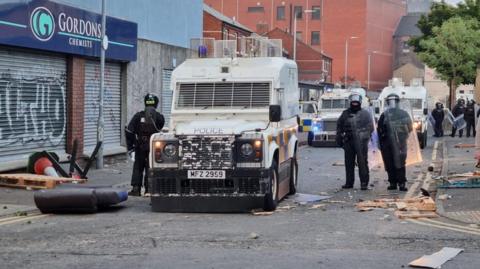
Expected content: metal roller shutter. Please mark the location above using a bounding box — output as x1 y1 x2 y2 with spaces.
0 48 67 162
161 69 173 128
83 60 121 153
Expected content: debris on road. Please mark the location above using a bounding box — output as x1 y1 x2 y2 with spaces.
332 161 345 166
409 247 463 268
309 204 326 210
248 232 259 239
0 174 86 190
437 172 480 188
437 194 451 200
420 188 430 197
294 193 331 205
454 143 475 148
277 205 296 211
356 197 437 219
251 210 274 216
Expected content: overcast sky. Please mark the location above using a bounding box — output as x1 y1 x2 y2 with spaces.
441 0 464 5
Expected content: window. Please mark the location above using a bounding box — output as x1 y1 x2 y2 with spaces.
294 6 303 19
321 99 349 109
277 6 285 20
311 31 320 45
311 6 321 20
248 6 264 13
296 31 302 41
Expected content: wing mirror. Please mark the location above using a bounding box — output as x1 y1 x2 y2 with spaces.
423 108 428 115
375 107 380 114
269 105 281 122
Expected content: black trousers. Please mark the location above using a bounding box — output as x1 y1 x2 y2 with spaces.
434 121 443 137
131 152 149 189
380 144 406 185
343 140 369 187
451 126 463 137
466 120 476 137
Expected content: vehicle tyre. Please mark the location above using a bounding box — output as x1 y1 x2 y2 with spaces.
307 131 313 146
288 156 298 195
263 162 279 211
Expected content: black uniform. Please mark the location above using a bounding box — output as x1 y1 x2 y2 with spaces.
336 107 374 189
126 107 164 193
451 101 465 137
377 107 412 190
464 102 476 137
431 103 445 137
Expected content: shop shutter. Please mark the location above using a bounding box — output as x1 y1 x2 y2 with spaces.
83 61 121 153
0 48 67 162
161 69 173 127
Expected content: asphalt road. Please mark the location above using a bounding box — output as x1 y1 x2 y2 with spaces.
1 136 479 269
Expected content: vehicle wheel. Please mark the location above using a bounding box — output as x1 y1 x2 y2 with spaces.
288 156 298 195
307 131 313 146
263 162 279 211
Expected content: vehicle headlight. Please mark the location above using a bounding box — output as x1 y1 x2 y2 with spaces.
240 143 254 157
163 143 177 157
312 120 323 132
413 121 422 130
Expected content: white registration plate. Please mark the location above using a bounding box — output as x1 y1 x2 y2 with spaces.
187 170 226 179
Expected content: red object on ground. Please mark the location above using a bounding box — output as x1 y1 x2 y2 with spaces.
33 157 54 175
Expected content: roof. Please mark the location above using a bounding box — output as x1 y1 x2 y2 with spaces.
265 28 332 59
394 14 423 37
203 4 252 33
407 0 432 14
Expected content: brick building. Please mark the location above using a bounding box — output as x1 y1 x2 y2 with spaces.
265 28 332 83
204 0 406 91
204 4 252 41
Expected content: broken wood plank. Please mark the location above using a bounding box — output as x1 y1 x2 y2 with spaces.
409 247 463 268
454 143 475 148
394 211 438 219
0 173 85 190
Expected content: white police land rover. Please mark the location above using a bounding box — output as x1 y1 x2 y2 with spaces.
149 37 300 212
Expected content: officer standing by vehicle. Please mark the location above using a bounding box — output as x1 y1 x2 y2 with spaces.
336 93 374 190
377 94 413 192
451 99 466 137
125 94 165 196
431 102 445 137
465 100 476 137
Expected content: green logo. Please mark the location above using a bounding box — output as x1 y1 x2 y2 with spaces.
30 7 55 41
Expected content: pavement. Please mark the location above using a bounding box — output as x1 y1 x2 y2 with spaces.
0 134 480 268
435 135 480 225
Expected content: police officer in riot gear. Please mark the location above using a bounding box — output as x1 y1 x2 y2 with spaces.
431 102 445 137
126 94 165 196
451 99 466 137
377 94 413 191
465 100 476 137
336 93 374 190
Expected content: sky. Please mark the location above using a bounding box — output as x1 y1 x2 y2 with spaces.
442 0 464 5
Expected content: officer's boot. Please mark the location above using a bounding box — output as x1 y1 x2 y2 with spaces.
398 183 408 192
387 183 397 190
144 186 151 197
128 186 141 196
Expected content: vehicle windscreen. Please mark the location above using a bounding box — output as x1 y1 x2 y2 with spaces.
302 104 316 113
406 98 423 109
320 98 348 109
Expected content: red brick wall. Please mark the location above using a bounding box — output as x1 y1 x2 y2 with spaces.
203 11 252 41
204 0 406 90
66 56 85 154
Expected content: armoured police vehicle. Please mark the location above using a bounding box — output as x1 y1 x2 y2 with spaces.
376 78 429 149
298 100 319 133
308 87 368 146
149 38 300 212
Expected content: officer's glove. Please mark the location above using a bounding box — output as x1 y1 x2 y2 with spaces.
127 149 135 161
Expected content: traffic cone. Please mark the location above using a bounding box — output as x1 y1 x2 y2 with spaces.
33 157 59 177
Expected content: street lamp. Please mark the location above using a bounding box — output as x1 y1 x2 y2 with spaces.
344 36 359 87
293 9 314 61
367 50 379 91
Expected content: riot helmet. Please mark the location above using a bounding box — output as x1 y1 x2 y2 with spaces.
348 93 362 110
385 93 400 109
458 98 465 106
435 102 442 110
144 93 159 108
467 100 474 107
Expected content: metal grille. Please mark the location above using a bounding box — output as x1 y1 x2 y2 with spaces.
83 61 122 153
238 178 260 194
0 49 66 162
176 82 270 109
161 69 173 127
153 178 176 194
181 179 235 194
180 136 234 170
323 120 337 131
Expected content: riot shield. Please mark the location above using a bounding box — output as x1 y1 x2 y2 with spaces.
383 100 422 169
367 107 383 169
446 109 455 124
427 113 436 128
347 109 374 171
454 114 467 130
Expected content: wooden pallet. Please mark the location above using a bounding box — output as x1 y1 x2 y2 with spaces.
0 174 86 190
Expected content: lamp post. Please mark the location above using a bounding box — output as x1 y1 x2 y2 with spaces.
344 36 359 87
293 9 314 61
96 0 107 169
367 50 379 91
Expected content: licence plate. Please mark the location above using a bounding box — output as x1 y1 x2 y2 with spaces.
188 170 226 179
